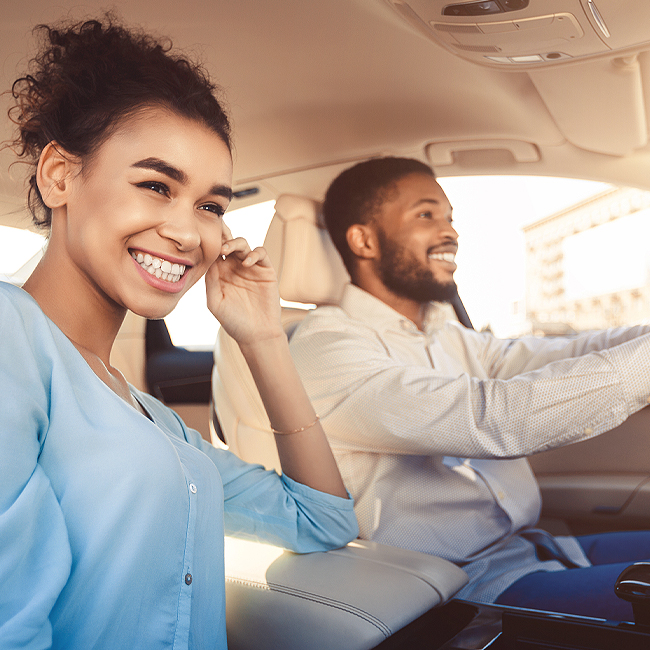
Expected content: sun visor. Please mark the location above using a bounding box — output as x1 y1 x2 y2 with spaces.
528 54 647 156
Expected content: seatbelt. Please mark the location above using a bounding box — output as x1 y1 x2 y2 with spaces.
450 291 473 329
520 529 581 569
450 299 578 570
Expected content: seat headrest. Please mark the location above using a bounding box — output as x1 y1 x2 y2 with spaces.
263 194 350 306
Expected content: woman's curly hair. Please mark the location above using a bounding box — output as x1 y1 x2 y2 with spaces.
7 14 232 230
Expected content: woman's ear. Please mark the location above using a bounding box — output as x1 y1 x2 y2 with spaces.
346 223 379 260
36 142 78 209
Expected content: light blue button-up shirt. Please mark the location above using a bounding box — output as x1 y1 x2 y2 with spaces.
0 282 358 649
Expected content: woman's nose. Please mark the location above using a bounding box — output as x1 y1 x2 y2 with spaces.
157 207 201 251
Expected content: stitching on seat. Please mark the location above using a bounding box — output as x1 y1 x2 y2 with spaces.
327 547 451 602
226 577 392 637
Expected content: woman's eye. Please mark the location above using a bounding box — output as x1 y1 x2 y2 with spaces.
198 203 225 217
137 181 170 197
418 211 432 219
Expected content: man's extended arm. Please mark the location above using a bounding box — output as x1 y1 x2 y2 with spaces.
290 312 650 459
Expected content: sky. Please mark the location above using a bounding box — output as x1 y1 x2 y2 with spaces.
0 175 613 346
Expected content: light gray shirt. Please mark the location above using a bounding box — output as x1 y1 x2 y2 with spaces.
289 283 650 601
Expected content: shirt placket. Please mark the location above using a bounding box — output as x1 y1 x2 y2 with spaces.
172 476 199 650
465 458 539 532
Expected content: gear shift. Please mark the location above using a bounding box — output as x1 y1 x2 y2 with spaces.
615 562 650 627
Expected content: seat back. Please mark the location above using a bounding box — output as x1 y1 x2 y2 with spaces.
215 195 471 649
212 194 349 468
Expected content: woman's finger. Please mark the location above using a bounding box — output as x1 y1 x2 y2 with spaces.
221 221 234 243
221 236 251 258
221 241 273 270
246 246 272 268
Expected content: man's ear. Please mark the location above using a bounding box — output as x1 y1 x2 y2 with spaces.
36 142 79 209
346 223 379 260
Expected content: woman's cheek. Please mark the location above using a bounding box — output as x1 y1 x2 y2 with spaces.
202 223 225 266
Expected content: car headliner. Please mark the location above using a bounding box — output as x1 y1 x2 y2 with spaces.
2 0 650 229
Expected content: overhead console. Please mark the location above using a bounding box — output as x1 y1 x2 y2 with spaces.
384 0 650 156
385 0 650 69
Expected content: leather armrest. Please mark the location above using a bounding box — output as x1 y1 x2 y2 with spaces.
224 537 468 650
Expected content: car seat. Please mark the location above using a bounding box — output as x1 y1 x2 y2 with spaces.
214 194 469 650
212 194 349 469
212 193 471 467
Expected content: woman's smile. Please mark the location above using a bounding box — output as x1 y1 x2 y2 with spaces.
130 249 189 293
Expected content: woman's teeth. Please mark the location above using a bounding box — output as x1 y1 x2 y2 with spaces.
131 251 186 283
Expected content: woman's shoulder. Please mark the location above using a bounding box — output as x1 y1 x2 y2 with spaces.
0 281 59 364
0 281 44 322
0 280 26 303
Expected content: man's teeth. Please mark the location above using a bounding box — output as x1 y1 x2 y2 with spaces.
428 252 456 263
131 251 186 283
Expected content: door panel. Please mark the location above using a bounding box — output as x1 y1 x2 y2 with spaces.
529 406 650 534
145 319 216 442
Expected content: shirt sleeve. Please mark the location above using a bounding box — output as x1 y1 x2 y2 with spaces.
475 323 650 378
0 291 72 649
290 312 650 459
146 402 358 553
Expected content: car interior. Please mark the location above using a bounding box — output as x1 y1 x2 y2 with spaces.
4 0 650 648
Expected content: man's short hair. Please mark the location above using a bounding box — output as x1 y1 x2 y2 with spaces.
322 157 436 274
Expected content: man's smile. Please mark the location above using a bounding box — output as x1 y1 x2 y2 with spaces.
427 252 456 264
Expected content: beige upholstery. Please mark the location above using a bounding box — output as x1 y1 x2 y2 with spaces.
263 194 350 306
214 195 468 649
224 537 468 650
213 194 349 469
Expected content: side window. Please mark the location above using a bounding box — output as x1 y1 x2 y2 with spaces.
0 225 47 284
437 176 650 337
164 200 276 349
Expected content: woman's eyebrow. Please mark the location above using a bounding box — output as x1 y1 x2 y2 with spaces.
131 157 233 200
131 157 187 183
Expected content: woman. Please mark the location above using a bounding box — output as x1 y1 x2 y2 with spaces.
0 16 357 649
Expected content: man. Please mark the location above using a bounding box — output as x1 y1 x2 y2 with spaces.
289 156 650 620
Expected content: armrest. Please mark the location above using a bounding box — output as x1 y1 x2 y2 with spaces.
224 537 468 650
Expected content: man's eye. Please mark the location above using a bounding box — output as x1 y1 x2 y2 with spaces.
418 211 432 219
198 203 225 217
137 181 170 197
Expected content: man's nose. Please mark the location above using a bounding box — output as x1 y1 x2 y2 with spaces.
442 221 459 243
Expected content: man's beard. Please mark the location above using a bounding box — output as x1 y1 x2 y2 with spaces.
375 228 457 304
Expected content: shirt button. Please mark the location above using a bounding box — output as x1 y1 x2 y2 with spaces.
497 491 506 500
189 483 197 494
185 573 192 585
584 428 593 435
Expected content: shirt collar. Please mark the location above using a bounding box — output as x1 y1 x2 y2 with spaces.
338 284 451 335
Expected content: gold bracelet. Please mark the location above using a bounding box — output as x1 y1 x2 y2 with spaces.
271 415 320 435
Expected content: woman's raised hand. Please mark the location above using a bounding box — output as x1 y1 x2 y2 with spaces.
205 234 284 346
